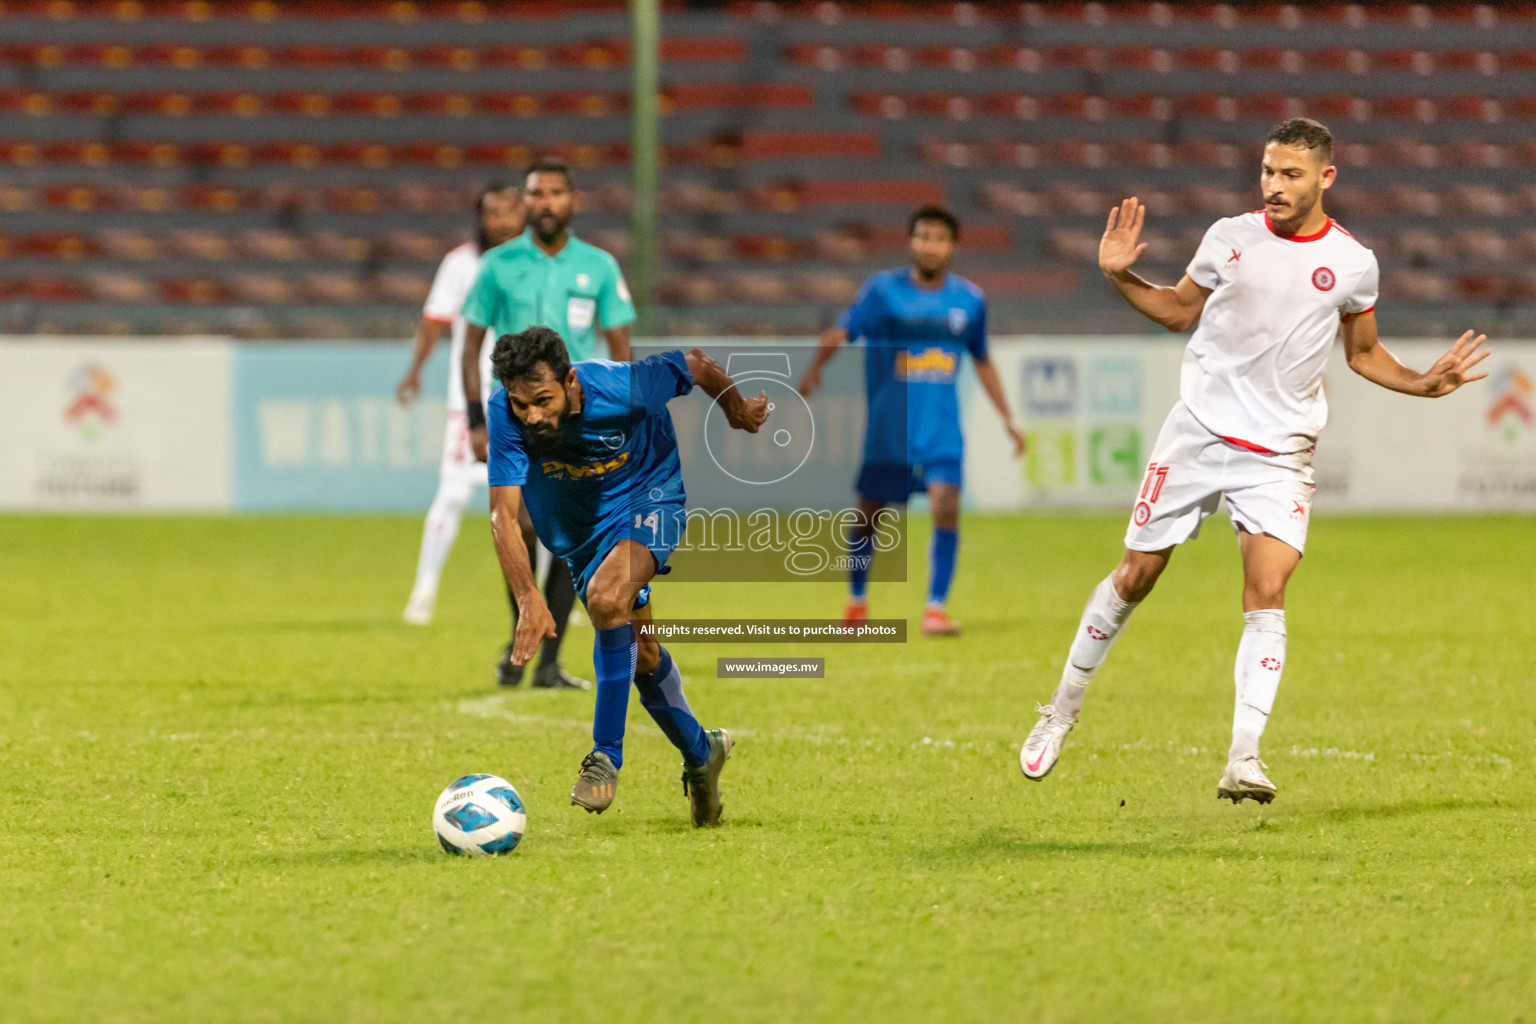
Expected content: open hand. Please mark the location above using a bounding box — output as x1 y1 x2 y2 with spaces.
797 366 822 397
1421 330 1491 397
510 596 557 666
1100 197 1149 275
1005 421 1027 458
396 373 420 407
730 388 770 433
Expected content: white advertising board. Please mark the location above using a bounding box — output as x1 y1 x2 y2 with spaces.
0 338 232 510
967 337 1536 512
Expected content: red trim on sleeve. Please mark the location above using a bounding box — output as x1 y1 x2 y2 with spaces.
1220 434 1278 455
423 314 454 325
1347 305 1375 317
1265 213 1334 242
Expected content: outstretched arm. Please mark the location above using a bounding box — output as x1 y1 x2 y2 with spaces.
462 321 490 461
1099 197 1211 332
797 326 847 397
1342 313 1490 397
396 317 447 406
973 357 1026 458
684 348 769 432
489 484 556 666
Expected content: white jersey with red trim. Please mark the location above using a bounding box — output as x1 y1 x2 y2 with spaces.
1181 211 1378 453
422 241 493 412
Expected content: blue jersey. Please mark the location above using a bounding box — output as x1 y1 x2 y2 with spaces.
487 353 693 575
838 267 988 465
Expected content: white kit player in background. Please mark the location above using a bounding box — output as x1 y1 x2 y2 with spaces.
1019 118 1491 803
397 183 525 627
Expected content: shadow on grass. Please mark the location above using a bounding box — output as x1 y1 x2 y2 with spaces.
1308 796 1512 824
215 618 401 634
257 846 443 867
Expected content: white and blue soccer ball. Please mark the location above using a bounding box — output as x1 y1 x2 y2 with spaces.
433 774 526 856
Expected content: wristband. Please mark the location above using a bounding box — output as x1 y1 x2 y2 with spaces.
466 400 486 430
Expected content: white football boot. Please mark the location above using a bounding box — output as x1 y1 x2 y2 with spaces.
402 591 435 626
1217 754 1277 804
1019 703 1075 781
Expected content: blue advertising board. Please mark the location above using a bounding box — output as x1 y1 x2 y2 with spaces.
232 343 450 510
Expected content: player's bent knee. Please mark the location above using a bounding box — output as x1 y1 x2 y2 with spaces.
586 588 632 631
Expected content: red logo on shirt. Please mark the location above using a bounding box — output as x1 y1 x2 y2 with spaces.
1227 248 1241 265
1312 267 1336 291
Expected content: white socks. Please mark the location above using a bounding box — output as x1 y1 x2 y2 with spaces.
407 477 474 607
1230 609 1287 762
1050 575 1140 719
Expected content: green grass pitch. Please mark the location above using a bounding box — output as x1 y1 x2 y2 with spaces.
2 512 1534 1023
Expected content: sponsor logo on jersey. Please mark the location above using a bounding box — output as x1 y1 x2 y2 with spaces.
1311 266 1336 291
948 308 969 335
540 450 629 479
895 347 958 381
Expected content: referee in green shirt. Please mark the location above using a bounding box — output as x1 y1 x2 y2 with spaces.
460 156 638 690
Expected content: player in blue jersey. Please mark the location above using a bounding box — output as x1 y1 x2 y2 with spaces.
486 325 769 825
798 205 1025 636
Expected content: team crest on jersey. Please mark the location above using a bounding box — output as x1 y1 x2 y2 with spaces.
597 431 626 450
948 308 968 335
1312 267 1336 291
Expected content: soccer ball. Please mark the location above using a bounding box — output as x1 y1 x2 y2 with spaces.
432 773 526 855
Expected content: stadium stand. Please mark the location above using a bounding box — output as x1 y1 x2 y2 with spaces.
0 0 1533 337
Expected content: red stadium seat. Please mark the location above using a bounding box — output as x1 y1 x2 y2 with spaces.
68 42 136 67
160 277 235 305
251 141 324 167
1306 48 1367 74
230 274 297 306
1240 47 1302 74
272 44 344 68
112 140 182 166
44 140 114 165
664 83 813 112
21 232 99 260
1437 50 1498 76
42 183 111 212
89 273 155 304
204 43 271 69
324 142 393 168
137 42 203 68
477 91 542 117
462 141 536 167
739 131 880 161
15 277 91 302
1178 47 1238 73
417 44 479 70
1109 95 1174 120
181 184 252 212
353 45 414 71
1371 49 1434 75
481 44 547 69
334 91 404 117
1438 95 1501 122
1373 96 1436 122
1305 94 1370 122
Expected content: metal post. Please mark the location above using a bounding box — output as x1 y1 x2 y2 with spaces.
630 0 660 336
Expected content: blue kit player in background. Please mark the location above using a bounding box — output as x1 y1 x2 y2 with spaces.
486 326 770 826
798 205 1025 637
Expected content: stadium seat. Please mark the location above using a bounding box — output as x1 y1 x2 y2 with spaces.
42 183 111 211
230 273 296 305
88 272 155 304
159 277 234 304
169 230 234 261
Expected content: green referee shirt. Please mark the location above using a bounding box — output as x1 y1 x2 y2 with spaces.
460 230 636 361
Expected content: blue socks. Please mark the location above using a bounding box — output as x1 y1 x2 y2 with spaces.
847 530 874 600
635 646 710 768
593 632 707 771
591 624 637 768
927 527 958 607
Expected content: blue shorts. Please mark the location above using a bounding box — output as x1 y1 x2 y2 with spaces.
570 501 686 611
856 459 963 504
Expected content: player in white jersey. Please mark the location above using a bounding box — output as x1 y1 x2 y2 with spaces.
1019 118 1490 803
397 184 546 683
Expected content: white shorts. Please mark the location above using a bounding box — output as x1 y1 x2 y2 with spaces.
1124 402 1315 555
440 408 489 489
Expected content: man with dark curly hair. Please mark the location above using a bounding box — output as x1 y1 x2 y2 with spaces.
485 326 769 826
